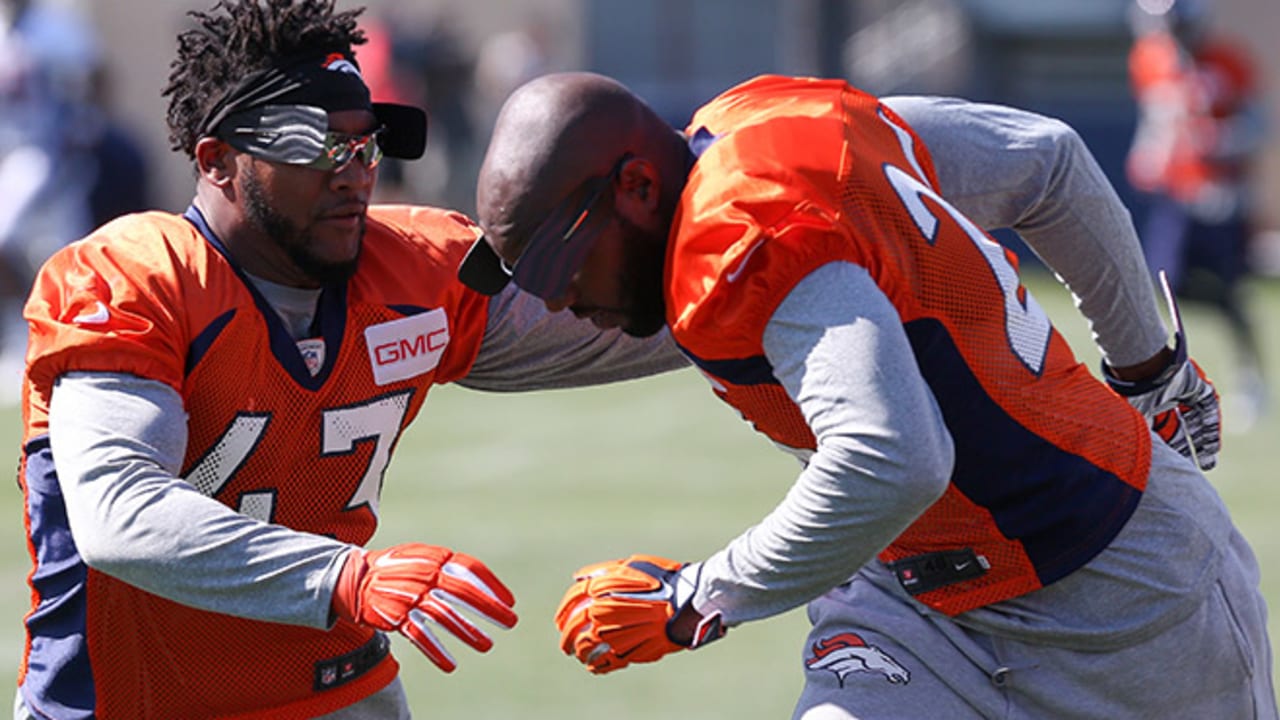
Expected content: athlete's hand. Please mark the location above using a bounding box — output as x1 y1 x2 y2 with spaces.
332 543 517 673
554 554 724 675
1105 337 1221 471
1104 271 1221 472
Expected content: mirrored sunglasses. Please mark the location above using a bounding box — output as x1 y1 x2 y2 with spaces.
219 104 385 171
228 126 385 171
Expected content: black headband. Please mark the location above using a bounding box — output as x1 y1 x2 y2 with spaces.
201 52 372 136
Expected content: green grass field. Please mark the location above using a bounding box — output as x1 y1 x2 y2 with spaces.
0 270 1275 717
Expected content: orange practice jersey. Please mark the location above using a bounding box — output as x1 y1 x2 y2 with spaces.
19 206 491 718
669 76 1152 616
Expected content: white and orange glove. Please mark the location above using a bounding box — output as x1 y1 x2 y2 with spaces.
331 543 517 673
554 554 724 675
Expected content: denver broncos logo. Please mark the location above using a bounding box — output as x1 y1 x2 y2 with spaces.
322 52 361 77
806 632 910 686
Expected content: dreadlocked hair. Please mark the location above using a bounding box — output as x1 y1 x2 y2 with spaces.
162 0 366 158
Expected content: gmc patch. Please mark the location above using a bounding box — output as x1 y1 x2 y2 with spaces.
364 308 449 385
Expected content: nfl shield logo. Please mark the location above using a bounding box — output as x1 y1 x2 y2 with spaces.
297 338 326 377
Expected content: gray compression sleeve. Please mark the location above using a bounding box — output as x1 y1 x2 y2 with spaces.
49 372 348 629
882 96 1169 367
692 262 953 623
458 283 689 392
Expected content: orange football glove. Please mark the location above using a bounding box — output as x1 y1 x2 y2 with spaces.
554 554 723 674
332 543 517 673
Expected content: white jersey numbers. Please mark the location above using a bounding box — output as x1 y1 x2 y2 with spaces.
324 391 413 516
878 109 1052 376
183 391 413 521
185 414 271 516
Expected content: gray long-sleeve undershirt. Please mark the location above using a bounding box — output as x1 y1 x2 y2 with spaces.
48 282 687 629
692 97 1174 626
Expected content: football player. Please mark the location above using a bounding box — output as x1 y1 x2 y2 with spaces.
15 4 686 719
458 73 1276 718
1127 0 1269 429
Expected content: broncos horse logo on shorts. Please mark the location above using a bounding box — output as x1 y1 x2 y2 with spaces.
806 632 911 686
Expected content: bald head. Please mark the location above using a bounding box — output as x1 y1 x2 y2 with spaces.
475 72 684 261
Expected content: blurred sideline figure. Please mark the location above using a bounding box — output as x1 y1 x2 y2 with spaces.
0 0 102 401
473 11 554 123
83 62 151 232
14 1 685 717
1126 0 1269 429
388 11 479 214
354 12 423 203
458 71 1274 718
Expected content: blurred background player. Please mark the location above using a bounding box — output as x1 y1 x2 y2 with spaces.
14 2 684 718
1126 0 1269 429
0 0 97 399
0 0 151 403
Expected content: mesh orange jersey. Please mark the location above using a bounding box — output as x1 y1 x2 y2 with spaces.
18 205 491 719
669 76 1152 616
1127 30 1257 200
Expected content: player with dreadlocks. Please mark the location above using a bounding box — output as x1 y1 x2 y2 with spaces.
14 2 684 718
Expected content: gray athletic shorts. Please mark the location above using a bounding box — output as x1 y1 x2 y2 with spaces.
795 540 1276 719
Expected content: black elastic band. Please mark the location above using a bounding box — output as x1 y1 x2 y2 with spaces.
887 549 989 596
200 51 372 138
313 632 391 692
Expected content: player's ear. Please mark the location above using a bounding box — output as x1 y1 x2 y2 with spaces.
615 157 660 216
195 137 236 188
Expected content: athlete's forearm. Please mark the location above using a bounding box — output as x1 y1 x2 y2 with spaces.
49 372 348 629
692 263 952 624
883 95 1168 367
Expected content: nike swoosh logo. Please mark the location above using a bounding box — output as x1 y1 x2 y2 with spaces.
72 301 109 325
615 577 675 603
953 561 972 572
725 239 765 283
373 554 433 570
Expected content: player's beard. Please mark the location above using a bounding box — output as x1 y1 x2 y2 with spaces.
243 172 362 286
615 212 667 338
